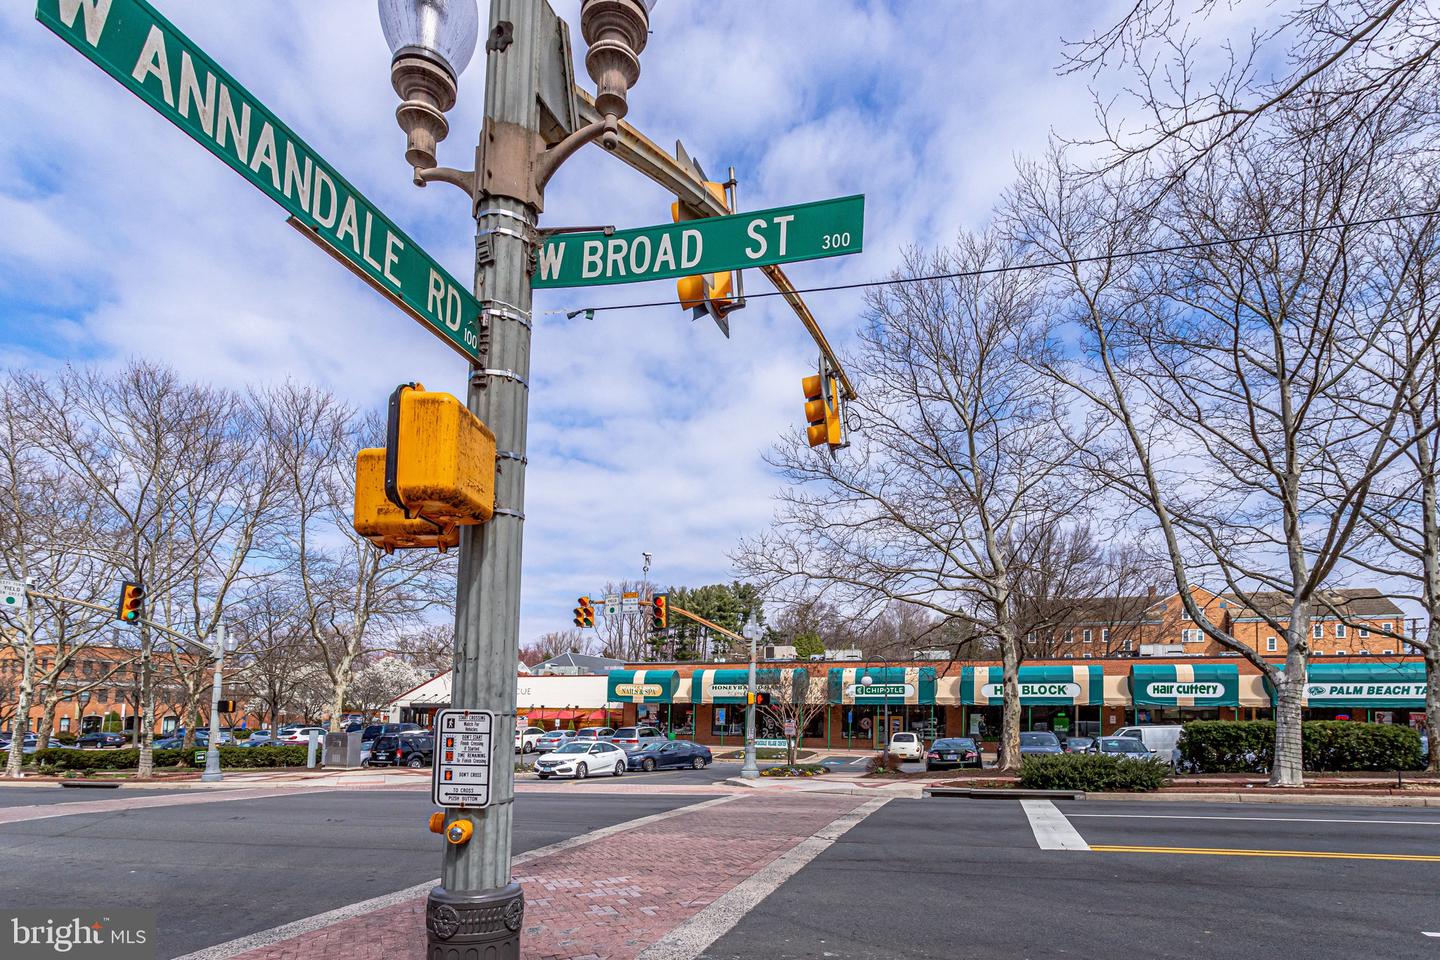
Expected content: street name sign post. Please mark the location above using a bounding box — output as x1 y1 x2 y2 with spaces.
432 708 495 809
532 195 865 288
36 0 484 362
0 580 27 615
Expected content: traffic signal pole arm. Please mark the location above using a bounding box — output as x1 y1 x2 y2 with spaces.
25 589 219 656
664 602 747 646
575 89 857 402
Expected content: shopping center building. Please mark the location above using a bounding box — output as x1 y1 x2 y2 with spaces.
605 656 1429 750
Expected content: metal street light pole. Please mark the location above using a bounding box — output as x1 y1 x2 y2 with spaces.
201 624 232 783
380 2 656 957
740 621 761 779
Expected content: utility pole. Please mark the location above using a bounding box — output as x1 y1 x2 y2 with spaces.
741 621 761 779
379 2 656 956
201 623 231 783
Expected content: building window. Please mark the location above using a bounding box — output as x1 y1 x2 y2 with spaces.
1064 653 1074 659
1182 628 1202 644
59 717 70 732
1383 621 1395 634
1336 623 1347 639
1358 649 1369 656
1082 629 1092 643
1383 649 1394 655
1101 628 1110 644
1266 637 1277 652
1359 627 1370 639
1082 653 1093 659
1313 623 1324 639
1313 650 1325 656
98 689 109 704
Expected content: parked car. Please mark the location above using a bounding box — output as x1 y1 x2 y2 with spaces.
278 726 327 743
626 740 712 772
1088 736 1155 760
1061 736 1095 754
1018 731 1063 756
887 732 924 761
236 731 275 747
0 735 63 754
360 722 422 746
368 732 434 768
1112 725 1185 767
534 729 579 753
534 741 627 779
515 725 547 753
609 726 665 750
924 737 983 770
75 732 127 749
572 726 616 743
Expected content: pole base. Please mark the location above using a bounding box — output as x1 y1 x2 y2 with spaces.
199 771 223 782
425 882 524 960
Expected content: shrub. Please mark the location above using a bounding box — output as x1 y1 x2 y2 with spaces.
1019 753 1170 792
54 733 78 746
1178 721 1274 773
1179 720 1424 773
28 744 308 771
867 751 903 775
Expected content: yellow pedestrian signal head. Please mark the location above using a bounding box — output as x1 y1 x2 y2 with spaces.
672 181 737 324
755 691 772 707
116 581 145 624
801 373 844 449
353 449 460 554
650 593 668 631
385 384 496 527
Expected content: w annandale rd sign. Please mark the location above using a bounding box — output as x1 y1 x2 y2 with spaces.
532 195 865 288
37 0 483 362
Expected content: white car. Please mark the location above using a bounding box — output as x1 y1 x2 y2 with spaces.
515 725 547 753
534 741 627 779
887 732 924 761
279 726 326 743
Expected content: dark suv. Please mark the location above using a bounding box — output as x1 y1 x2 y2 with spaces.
369 732 433 768
361 722 423 745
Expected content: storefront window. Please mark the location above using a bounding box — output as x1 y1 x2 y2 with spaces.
710 706 743 738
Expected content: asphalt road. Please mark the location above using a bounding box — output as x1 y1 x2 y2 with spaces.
0 785 193 806
0 787 717 959
703 797 1440 960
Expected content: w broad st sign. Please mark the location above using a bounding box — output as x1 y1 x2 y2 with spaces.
37 0 483 362
532 195 865 288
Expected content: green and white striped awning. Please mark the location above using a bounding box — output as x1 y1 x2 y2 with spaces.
826 666 936 705
960 665 1105 705
1131 664 1240 707
1298 663 1425 708
690 668 785 704
607 669 678 704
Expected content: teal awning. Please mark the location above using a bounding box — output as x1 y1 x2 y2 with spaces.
826 666 936 704
1300 663 1425 708
690 668 786 704
1131 664 1240 707
607 669 678 703
960 665 1105 705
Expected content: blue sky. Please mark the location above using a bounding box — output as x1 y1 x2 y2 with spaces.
0 0 1267 643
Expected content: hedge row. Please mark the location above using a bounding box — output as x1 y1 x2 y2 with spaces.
1019 753 1170 792
1177 721 1424 773
29 745 309 770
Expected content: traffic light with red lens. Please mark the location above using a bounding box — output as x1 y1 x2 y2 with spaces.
116 581 145 624
650 593 668 632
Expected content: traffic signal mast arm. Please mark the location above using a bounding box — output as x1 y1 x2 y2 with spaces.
660 601 748 646
575 89 856 402
24 588 222 657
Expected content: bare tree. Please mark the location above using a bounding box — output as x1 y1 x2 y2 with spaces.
738 232 1097 771
264 383 452 731
1011 100 1439 784
1065 0 1440 179
521 629 590 666
756 668 828 765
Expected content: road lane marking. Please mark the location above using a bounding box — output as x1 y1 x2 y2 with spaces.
1069 813 1440 826
1091 844 1440 862
636 796 892 960
173 794 740 960
1424 931 1440 937
1022 799 1090 851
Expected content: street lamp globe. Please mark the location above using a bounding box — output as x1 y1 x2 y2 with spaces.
378 0 481 169
861 674 873 686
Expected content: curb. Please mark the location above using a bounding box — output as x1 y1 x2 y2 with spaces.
1084 791 1440 807
924 787 1084 800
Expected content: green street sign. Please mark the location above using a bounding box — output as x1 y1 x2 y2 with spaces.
532 195 865 289
37 0 483 362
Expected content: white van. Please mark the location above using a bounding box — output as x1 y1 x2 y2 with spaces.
1112 725 1184 767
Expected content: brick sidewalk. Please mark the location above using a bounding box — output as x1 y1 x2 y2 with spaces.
219 792 870 960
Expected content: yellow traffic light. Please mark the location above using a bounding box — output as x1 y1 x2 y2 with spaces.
673 181 736 317
116 581 145 624
801 374 844 449
387 385 496 527
650 593 668 631
353 448 460 553
573 596 595 629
